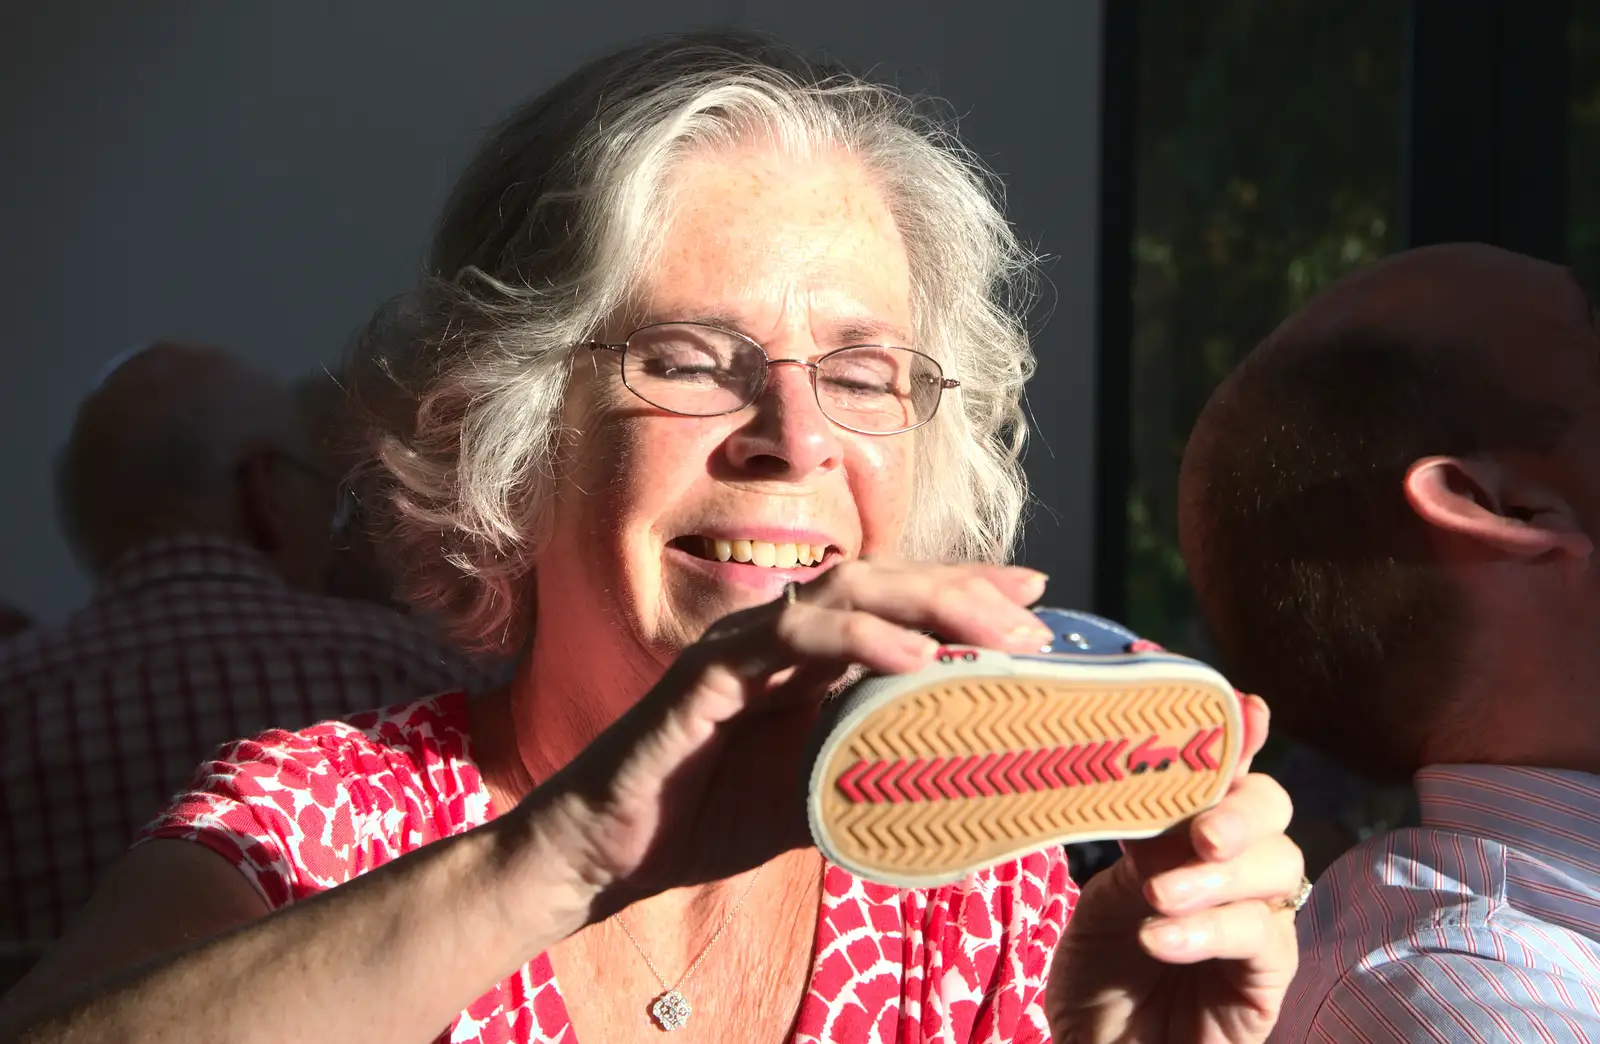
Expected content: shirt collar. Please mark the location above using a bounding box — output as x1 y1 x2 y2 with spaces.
96 534 285 601
1417 764 1600 882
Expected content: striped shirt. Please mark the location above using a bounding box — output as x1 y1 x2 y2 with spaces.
1272 765 1600 1043
0 535 497 943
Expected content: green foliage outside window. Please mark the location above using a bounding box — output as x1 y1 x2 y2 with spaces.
1126 0 1403 653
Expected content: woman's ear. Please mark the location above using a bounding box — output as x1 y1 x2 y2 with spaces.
1404 455 1593 560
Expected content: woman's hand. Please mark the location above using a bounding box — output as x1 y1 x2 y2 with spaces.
511 559 1054 927
1045 696 1303 1044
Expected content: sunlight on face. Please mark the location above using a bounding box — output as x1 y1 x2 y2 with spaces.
536 142 919 661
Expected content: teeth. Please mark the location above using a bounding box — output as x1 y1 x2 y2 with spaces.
695 538 831 568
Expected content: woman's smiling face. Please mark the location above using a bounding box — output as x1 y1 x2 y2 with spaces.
538 142 920 658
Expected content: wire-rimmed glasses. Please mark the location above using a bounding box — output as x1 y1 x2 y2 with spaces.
584 322 959 435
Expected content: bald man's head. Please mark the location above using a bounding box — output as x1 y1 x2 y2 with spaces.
59 343 333 587
1180 244 1599 781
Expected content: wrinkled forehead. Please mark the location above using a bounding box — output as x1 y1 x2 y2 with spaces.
655 147 908 288
602 142 916 348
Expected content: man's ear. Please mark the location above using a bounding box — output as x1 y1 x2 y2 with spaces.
1404 455 1593 560
235 448 286 555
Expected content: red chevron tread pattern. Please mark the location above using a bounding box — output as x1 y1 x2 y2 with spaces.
837 731 1222 805
816 676 1239 878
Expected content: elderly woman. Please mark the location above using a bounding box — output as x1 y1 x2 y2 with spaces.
0 32 1300 1044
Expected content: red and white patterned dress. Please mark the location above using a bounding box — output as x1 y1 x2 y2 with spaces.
142 693 1077 1043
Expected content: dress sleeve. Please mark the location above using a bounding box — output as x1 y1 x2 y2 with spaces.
973 847 1079 1043
138 727 367 910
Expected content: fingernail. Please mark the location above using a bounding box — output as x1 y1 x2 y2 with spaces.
1018 570 1049 602
1140 919 1195 956
1197 811 1240 855
1156 874 1195 906
903 633 940 660
1006 621 1056 649
1155 870 1221 911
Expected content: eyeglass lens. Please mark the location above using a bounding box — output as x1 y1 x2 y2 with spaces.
616 323 945 434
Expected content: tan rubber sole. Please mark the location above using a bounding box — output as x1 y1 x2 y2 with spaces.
811 672 1241 886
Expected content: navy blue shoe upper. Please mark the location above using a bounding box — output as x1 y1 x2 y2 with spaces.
1030 607 1142 655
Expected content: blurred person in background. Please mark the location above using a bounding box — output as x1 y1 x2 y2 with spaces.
1183 244 1600 1042
0 342 496 958
0 606 32 641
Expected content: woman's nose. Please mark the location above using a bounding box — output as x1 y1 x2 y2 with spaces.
723 361 843 476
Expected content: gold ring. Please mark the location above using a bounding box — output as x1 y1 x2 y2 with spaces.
782 581 800 608
1280 876 1313 913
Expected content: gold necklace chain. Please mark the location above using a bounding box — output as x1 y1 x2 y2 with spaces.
613 868 764 1032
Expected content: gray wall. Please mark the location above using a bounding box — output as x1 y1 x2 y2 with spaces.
0 1 1103 623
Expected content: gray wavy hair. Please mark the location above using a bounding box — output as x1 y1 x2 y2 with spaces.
355 31 1039 654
